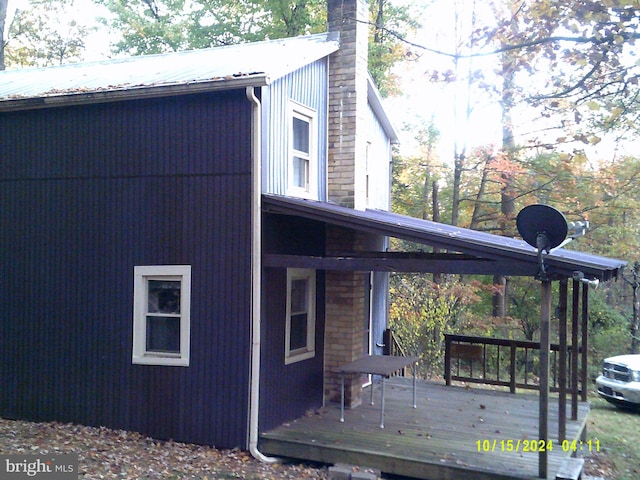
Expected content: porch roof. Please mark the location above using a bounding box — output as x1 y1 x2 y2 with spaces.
262 194 626 282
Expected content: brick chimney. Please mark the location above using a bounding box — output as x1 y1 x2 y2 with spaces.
324 0 371 407
327 0 369 210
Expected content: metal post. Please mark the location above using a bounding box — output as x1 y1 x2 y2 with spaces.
539 279 551 479
340 375 345 422
380 377 385 428
370 377 375 405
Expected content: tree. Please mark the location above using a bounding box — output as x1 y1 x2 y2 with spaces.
460 0 640 150
623 262 640 354
4 0 95 67
368 0 421 96
94 0 420 96
389 274 482 377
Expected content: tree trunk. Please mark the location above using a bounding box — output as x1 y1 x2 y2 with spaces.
432 180 442 284
422 166 430 220
632 262 640 354
0 0 8 71
492 275 507 317
451 152 463 226
470 158 490 230
492 8 520 318
432 180 440 223
374 0 384 44
632 283 639 354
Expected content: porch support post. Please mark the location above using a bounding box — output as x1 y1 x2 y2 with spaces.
558 279 568 442
571 280 580 420
539 279 552 479
581 284 589 402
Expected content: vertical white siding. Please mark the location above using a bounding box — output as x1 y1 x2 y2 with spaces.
262 59 329 200
366 101 392 210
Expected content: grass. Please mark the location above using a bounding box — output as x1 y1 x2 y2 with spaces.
586 391 640 480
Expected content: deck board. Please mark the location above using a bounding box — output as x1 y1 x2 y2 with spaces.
260 378 589 480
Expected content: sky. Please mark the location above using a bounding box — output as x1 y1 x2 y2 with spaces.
5 0 117 62
3 0 637 165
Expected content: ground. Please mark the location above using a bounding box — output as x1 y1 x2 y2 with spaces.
0 418 328 479
582 395 640 480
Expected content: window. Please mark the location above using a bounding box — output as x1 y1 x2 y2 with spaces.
285 268 316 364
132 265 191 366
288 102 317 199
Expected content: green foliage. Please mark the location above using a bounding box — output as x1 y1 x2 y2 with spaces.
92 0 420 96
5 0 95 67
589 290 630 377
367 0 422 97
589 395 640 480
389 274 481 378
391 119 447 220
93 0 268 54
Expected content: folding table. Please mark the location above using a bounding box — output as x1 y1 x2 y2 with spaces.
338 355 420 428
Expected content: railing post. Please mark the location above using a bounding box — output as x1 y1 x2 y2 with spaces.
510 344 517 394
571 280 580 420
581 285 589 402
444 335 451 386
382 328 391 356
539 279 552 479
558 279 568 442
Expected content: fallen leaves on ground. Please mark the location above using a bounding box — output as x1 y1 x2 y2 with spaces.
0 418 329 479
583 451 616 479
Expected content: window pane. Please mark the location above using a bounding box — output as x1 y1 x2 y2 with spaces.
293 117 309 153
289 313 308 351
291 278 308 312
146 316 181 353
148 280 181 314
292 156 308 189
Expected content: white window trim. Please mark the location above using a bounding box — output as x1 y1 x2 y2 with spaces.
288 101 318 200
285 268 316 365
132 265 191 367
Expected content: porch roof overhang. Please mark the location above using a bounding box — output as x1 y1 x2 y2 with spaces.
262 194 627 282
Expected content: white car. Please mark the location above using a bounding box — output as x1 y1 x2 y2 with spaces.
596 354 640 408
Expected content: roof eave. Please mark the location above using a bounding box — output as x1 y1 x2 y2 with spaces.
367 76 400 144
0 74 271 112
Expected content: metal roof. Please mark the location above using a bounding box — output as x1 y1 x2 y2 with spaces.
0 32 339 111
262 194 627 282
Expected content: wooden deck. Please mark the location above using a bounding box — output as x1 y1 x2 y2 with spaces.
259 378 589 480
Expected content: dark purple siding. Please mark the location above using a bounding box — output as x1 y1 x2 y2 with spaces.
259 215 326 432
0 90 253 448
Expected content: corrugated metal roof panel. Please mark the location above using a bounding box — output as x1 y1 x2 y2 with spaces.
262 194 627 281
0 33 339 108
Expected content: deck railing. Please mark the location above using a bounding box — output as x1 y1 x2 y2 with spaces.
444 334 582 394
381 328 409 376
381 328 406 357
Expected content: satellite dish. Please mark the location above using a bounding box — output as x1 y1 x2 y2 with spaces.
516 204 568 252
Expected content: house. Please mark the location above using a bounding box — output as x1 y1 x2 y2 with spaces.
0 0 627 477
0 0 397 456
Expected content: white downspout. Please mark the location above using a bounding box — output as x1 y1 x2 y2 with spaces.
246 85 279 464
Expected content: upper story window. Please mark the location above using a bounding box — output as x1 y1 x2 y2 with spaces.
132 265 191 367
288 102 318 199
